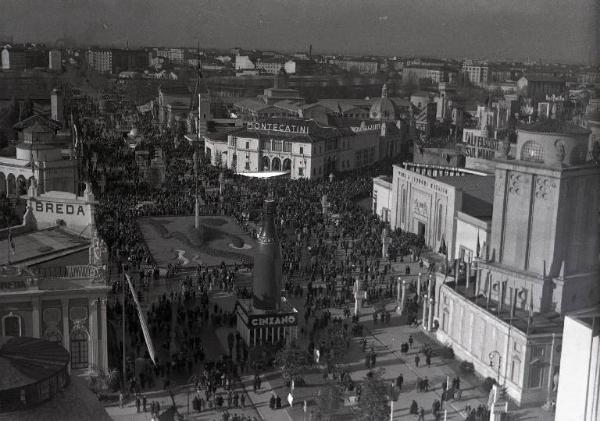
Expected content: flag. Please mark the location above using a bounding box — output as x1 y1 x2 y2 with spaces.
8 227 15 255
125 274 157 365
476 230 481 258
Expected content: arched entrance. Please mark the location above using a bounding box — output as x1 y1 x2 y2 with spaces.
262 156 270 171
17 175 27 196
282 158 291 171
2 313 21 336
70 330 89 369
271 157 281 171
6 174 15 196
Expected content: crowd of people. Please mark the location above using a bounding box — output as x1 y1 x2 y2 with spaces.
70 95 493 420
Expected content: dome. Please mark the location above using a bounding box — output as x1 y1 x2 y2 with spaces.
369 84 397 121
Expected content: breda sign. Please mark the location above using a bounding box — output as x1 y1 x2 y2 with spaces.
35 201 86 216
249 313 298 327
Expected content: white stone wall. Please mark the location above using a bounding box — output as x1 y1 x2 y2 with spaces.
556 313 600 421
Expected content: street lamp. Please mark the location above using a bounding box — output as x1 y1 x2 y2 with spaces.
489 351 502 383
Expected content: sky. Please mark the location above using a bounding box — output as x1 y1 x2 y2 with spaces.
0 0 597 64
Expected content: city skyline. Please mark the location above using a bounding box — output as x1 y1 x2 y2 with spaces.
1 0 598 64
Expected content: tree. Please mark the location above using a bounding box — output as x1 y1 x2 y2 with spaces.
323 326 348 371
315 383 344 421
273 342 311 384
357 369 390 421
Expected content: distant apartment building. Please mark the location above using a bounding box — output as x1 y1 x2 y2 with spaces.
577 68 599 84
402 64 457 84
1 47 26 70
255 58 283 74
86 49 112 73
488 65 524 82
155 48 185 64
48 50 62 71
284 59 316 75
86 48 148 74
235 55 255 71
517 76 566 104
462 59 489 87
330 58 379 74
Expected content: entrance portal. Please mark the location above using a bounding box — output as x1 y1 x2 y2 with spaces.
417 221 426 239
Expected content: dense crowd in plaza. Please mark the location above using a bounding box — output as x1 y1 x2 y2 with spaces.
73 98 491 420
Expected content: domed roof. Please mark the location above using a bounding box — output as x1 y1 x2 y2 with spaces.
369 84 397 121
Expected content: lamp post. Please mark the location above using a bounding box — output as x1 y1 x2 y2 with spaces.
489 350 502 384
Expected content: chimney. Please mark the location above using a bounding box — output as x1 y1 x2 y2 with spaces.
252 199 282 311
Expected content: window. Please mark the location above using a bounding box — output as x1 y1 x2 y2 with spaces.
70 330 89 369
245 161 250 170
273 140 283 152
245 141 250 149
299 146 304 155
528 345 545 388
283 141 292 152
298 168 304 176
229 136 237 147
261 140 271 151
521 141 544 163
511 358 521 384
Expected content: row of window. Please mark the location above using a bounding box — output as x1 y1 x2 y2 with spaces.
354 147 375 167
258 139 294 153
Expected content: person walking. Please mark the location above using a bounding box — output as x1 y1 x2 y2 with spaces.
418 406 426 421
415 354 420 367
119 391 124 408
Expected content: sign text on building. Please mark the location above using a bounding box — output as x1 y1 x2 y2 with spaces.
350 124 381 133
246 122 309 134
249 313 298 327
35 201 86 216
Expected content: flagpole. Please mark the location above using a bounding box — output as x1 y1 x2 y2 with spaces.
122 269 126 394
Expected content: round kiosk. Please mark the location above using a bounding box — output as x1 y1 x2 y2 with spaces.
0 336 70 412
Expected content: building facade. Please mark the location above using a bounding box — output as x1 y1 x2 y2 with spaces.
462 60 489 87
0 187 109 372
428 121 600 405
205 116 403 179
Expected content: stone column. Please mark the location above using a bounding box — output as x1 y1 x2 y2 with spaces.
466 261 471 290
427 297 435 331
100 297 108 371
61 299 71 372
89 298 98 370
422 294 428 327
427 274 433 298
417 273 422 297
454 259 459 282
31 297 40 338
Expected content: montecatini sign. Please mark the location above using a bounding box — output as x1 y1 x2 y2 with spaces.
246 121 309 134
249 313 298 327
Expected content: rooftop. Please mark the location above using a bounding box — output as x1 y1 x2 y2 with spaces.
0 227 89 266
518 119 590 135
